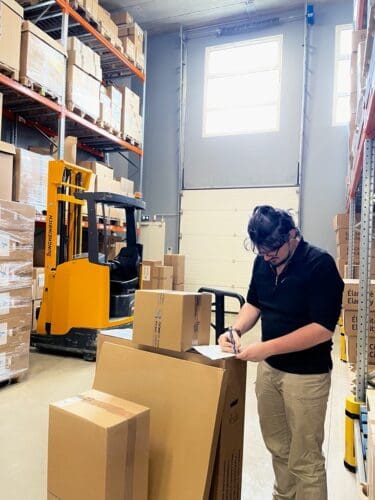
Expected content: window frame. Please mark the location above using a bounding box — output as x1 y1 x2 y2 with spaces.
202 34 283 138
332 23 352 127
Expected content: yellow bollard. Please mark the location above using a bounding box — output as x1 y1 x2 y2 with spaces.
344 395 362 472
340 331 347 362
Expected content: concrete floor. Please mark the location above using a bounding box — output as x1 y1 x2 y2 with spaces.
0 327 357 500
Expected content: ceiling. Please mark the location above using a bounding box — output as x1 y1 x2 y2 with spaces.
101 0 346 34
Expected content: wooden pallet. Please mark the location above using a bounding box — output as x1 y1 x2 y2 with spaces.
67 101 98 123
20 76 62 104
69 0 100 29
0 61 19 81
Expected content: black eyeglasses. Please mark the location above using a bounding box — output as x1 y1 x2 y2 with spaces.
253 237 290 257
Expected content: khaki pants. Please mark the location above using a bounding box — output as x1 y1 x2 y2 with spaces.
255 361 331 500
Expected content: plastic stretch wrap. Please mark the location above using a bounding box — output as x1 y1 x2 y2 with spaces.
14 149 51 213
0 261 33 291
0 200 35 232
107 85 122 132
0 347 30 382
0 229 33 261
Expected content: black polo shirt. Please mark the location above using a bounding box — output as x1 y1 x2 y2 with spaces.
246 238 344 374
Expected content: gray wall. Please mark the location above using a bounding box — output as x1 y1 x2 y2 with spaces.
142 32 181 251
143 0 352 255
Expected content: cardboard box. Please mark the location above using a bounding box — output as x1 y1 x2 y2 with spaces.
0 223 34 261
150 265 173 290
343 309 375 336
0 287 32 320
333 213 359 230
32 267 44 300
48 388 150 500
164 254 185 286
0 346 29 382
343 279 375 311
100 86 112 126
111 10 134 26
0 323 30 352
107 85 122 132
344 264 375 279
13 148 51 213
141 260 162 288
0 199 35 233
79 161 113 192
93 342 228 500
121 87 140 139
0 0 23 76
121 37 135 61
345 335 375 364
0 143 15 201
95 332 246 499
20 21 66 102
120 23 143 54
0 261 33 290
66 63 100 121
133 290 211 351
335 227 359 245
67 36 102 81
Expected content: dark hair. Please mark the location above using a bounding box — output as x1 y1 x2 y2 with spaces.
247 205 298 251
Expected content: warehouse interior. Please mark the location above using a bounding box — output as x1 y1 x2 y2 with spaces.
0 0 372 498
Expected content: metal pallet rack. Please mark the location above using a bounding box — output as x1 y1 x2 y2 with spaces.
3 0 145 159
345 0 375 481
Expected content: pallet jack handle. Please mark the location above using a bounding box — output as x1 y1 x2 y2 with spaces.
198 287 245 342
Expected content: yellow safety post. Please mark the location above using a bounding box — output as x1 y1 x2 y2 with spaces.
344 395 362 472
340 324 347 362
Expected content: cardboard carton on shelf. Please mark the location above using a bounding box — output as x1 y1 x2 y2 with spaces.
121 37 135 62
32 267 44 300
133 289 211 352
13 148 51 214
0 141 16 202
48 389 150 500
333 213 359 230
345 335 375 365
110 10 134 26
343 279 375 311
106 85 122 133
66 63 100 121
343 309 375 336
20 21 66 103
93 342 229 500
0 346 30 383
344 264 375 279
99 86 112 127
120 23 144 55
0 0 24 78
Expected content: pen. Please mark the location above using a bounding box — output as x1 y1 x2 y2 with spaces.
228 327 238 354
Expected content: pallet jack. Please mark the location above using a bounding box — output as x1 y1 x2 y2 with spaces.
31 160 145 360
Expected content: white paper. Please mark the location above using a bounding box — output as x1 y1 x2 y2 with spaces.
192 345 236 360
99 328 133 341
0 233 10 257
0 292 10 315
0 322 7 346
143 265 151 281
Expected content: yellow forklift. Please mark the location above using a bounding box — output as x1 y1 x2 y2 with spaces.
31 159 145 360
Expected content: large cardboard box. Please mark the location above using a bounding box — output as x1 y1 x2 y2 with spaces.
48 389 150 500
20 21 66 102
150 265 173 290
121 87 140 139
0 324 30 351
0 0 23 76
133 290 211 351
343 309 375 336
0 199 35 232
107 85 122 133
344 264 375 279
13 148 51 213
343 279 375 311
95 332 246 500
79 161 113 192
164 254 185 286
0 230 33 262
335 227 360 246
93 342 228 500
66 63 100 121
333 213 359 230
111 10 134 26
0 346 29 382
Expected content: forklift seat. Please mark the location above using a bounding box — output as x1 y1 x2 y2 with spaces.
109 245 140 292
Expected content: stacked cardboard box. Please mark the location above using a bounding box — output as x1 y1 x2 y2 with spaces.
164 254 185 291
97 5 121 47
0 0 24 80
111 11 144 69
48 389 150 500
141 259 161 289
66 63 100 121
107 85 122 134
342 279 375 364
95 300 246 500
99 85 111 128
0 142 16 201
20 21 66 103
333 213 359 277
0 200 34 383
121 86 143 144
13 148 52 214
67 36 102 81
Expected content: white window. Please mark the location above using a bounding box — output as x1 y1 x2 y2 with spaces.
202 35 283 137
332 24 352 126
